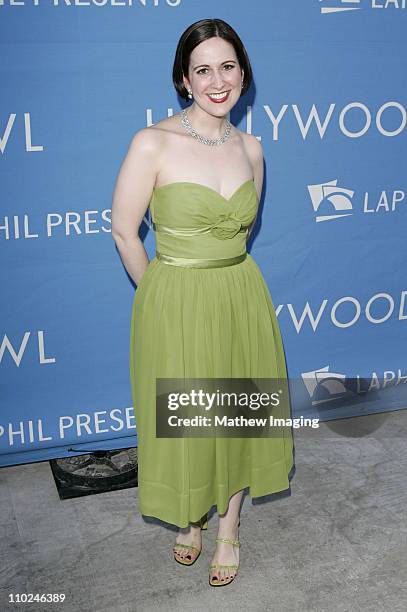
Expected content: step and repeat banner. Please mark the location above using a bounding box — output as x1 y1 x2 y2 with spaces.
1 1 406 467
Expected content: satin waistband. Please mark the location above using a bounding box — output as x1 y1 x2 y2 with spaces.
155 250 247 268
152 222 248 236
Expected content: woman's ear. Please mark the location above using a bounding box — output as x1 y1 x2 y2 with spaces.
183 76 190 92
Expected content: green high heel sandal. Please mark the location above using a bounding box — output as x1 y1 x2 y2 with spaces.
173 514 208 566
209 525 240 587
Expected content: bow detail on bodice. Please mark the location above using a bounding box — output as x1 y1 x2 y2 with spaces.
210 211 245 240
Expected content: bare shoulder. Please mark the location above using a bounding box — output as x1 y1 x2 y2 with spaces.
147 113 184 139
238 130 264 163
128 124 163 153
151 113 183 133
129 114 182 152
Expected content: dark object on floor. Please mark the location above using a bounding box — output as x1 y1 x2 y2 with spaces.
49 448 138 500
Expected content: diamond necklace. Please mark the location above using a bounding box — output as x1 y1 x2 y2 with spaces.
180 107 232 146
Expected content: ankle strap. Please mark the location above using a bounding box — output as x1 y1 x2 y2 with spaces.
215 537 240 547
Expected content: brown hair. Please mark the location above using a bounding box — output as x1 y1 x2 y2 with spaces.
172 18 253 100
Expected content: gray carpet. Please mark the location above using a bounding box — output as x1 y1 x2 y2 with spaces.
1 410 406 612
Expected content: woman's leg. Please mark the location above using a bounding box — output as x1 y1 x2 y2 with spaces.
209 489 244 583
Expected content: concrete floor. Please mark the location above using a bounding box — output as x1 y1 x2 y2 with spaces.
1 410 406 612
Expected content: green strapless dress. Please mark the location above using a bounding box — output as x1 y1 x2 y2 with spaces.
129 179 294 528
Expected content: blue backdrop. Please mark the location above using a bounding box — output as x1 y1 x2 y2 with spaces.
1 0 406 467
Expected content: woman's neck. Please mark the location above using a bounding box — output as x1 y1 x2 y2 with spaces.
184 104 229 140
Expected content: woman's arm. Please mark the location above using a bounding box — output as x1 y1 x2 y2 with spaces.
246 135 264 240
111 129 159 286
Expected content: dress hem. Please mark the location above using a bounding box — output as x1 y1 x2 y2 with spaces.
137 458 295 529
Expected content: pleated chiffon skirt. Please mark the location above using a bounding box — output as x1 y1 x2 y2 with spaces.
129 252 294 528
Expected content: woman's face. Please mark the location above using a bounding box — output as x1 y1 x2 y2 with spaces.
183 36 243 115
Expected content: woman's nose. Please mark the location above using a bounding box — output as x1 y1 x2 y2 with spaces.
210 71 225 90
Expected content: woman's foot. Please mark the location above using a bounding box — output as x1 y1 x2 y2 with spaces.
209 520 240 585
173 523 203 565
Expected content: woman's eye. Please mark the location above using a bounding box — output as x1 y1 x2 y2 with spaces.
197 64 235 75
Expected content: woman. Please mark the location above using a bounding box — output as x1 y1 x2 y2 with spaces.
111 18 294 587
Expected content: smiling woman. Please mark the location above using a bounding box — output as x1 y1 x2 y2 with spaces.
111 17 294 589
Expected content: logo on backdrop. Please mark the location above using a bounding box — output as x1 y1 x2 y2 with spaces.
264 101 406 141
0 407 136 452
308 180 354 222
0 211 112 240
308 179 405 222
0 114 44 154
282 289 407 333
0 0 182 8
319 0 406 14
1 331 55 366
302 365 406 406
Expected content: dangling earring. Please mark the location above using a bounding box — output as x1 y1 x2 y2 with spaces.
188 90 193 99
